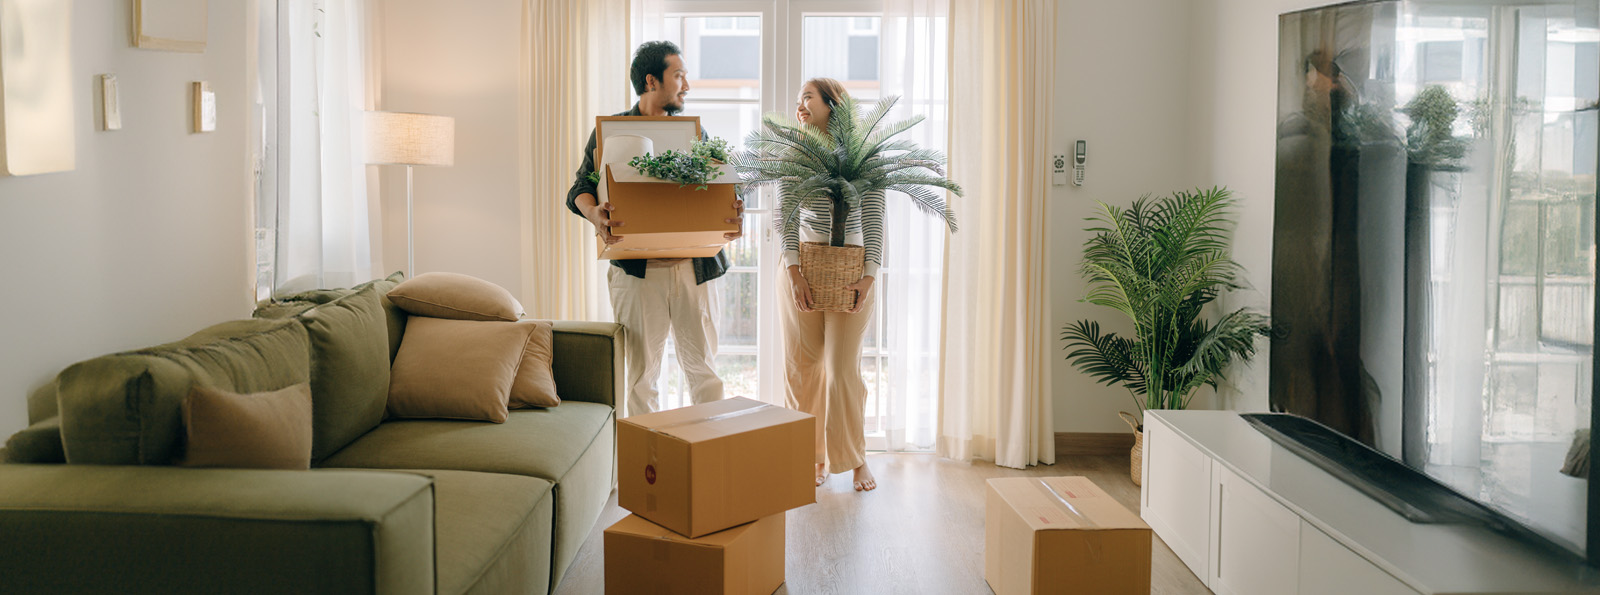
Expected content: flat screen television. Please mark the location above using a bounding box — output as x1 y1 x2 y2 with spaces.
1272 0 1599 564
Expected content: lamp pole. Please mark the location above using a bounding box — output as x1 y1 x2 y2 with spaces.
407 164 415 277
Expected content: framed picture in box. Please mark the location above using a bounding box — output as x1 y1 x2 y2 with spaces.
594 116 702 166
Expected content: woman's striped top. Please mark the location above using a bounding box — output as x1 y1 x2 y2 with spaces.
782 189 886 279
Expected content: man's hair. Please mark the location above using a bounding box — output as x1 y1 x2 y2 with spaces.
631 41 682 96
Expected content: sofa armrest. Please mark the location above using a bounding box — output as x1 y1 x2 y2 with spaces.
551 321 623 410
0 464 435 595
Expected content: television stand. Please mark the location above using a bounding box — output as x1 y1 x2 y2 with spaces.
1140 410 1600 595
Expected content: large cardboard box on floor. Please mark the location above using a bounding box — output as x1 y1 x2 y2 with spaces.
618 397 815 538
985 476 1152 595
594 115 739 260
604 513 785 595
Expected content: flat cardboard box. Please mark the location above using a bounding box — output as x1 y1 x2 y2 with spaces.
594 115 740 260
985 476 1152 595
604 513 785 595
618 397 815 538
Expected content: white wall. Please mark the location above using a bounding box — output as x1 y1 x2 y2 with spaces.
376 0 527 297
1049 0 1207 433
0 0 252 436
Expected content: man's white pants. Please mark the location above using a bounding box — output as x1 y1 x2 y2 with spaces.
608 262 724 417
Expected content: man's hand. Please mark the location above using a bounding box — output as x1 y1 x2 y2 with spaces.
845 275 875 313
584 198 625 245
788 265 814 312
724 198 745 242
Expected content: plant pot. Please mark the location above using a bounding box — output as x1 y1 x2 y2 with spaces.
799 241 865 313
1120 411 1143 487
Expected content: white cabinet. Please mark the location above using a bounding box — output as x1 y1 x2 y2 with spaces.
1209 464 1302 595
1298 521 1418 595
1141 413 1213 578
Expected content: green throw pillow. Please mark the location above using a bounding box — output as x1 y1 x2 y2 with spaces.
297 284 392 461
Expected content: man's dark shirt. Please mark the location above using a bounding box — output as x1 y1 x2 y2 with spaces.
566 104 730 285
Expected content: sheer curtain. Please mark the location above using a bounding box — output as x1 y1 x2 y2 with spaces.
276 0 379 294
520 0 633 320
878 0 949 452
938 0 1057 469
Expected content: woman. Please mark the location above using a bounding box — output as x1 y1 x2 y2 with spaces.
781 78 886 492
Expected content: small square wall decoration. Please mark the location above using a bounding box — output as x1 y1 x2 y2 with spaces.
192 81 215 133
133 0 207 53
0 0 76 176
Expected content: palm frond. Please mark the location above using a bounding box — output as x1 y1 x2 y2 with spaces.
1063 187 1269 413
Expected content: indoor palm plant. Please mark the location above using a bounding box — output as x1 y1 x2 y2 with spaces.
1061 187 1270 485
733 95 962 311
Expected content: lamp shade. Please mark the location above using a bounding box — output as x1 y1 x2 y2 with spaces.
366 111 455 166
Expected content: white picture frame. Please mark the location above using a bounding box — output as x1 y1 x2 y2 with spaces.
0 0 75 176
192 81 215 133
133 0 207 53
101 74 121 131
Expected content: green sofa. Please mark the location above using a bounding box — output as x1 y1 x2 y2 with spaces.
0 275 623 594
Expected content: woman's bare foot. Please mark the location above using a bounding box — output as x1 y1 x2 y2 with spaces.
852 463 877 492
815 463 828 486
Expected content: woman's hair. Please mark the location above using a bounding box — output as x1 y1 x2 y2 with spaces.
803 77 849 109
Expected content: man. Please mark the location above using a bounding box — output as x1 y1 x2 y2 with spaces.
565 40 744 417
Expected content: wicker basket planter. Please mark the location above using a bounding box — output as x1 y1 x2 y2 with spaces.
1121 411 1144 487
798 241 865 312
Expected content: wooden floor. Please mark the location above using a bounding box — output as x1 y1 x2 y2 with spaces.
553 453 1211 595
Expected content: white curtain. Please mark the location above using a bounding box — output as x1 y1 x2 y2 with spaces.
938 0 1057 469
878 0 949 452
277 0 378 294
520 0 632 320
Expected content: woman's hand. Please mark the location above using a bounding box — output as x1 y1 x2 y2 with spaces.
788 266 814 312
846 275 875 313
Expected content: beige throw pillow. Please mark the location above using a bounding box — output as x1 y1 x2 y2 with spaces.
511 319 561 408
387 272 524 322
182 383 314 470
388 317 540 422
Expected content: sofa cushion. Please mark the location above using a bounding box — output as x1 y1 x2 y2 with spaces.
3 416 65 464
299 285 392 460
387 317 542 423
388 272 524 322
511 320 560 409
322 402 612 480
401 469 556 595
56 318 312 465
356 271 410 363
254 271 409 363
182 383 314 470
320 403 615 590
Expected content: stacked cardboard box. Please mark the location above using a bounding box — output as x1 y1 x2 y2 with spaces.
593 115 740 260
605 397 816 595
985 476 1153 595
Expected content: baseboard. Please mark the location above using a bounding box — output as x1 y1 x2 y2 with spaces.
1055 432 1135 456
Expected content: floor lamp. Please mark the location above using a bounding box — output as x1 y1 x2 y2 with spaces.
366 111 455 277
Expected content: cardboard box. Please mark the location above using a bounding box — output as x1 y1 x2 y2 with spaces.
984 476 1152 595
604 513 785 595
594 115 740 260
618 397 815 538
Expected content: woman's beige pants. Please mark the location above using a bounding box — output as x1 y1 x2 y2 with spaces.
781 273 877 475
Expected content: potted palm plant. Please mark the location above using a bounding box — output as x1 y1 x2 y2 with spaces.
734 95 962 311
1061 187 1271 485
